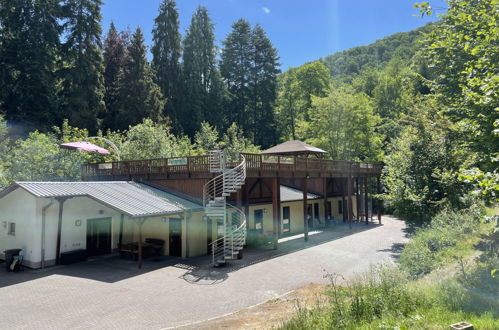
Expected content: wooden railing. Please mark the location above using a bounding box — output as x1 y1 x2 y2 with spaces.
81 153 383 180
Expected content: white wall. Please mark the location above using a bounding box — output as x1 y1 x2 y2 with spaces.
0 188 37 262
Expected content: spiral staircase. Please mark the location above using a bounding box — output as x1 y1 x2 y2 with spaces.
204 151 247 267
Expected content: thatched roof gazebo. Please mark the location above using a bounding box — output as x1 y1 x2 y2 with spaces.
260 140 326 158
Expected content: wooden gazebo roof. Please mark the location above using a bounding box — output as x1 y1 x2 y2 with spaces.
260 140 326 158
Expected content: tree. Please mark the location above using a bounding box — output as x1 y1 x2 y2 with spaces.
0 0 61 131
276 61 330 140
60 0 105 132
420 0 498 171
114 118 195 160
194 121 220 153
220 19 253 131
117 28 165 129
301 85 383 161
248 25 280 147
220 123 260 160
383 105 469 222
152 0 182 131
221 19 280 146
102 22 129 131
182 6 225 136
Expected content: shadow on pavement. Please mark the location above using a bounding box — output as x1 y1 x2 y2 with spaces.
0 219 385 288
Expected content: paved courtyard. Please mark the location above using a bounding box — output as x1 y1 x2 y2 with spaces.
0 216 407 330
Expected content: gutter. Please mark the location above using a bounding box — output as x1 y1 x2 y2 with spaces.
41 198 55 269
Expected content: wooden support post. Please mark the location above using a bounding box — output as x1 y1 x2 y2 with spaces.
118 214 124 250
323 177 328 227
271 177 280 249
356 177 361 221
243 182 250 230
365 177 369 225
55 197 67 265
341 178 346 222
377 176 382 224
303 177 309 241
347 175 353 229
136 218 146 269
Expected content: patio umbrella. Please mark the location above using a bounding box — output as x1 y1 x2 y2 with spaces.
59 141 111 154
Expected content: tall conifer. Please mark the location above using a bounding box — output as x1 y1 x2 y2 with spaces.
60 0 105 132
151 0 182 131
102 22 129 131
183 6 225 136
0 0 61 131
117 28 165 129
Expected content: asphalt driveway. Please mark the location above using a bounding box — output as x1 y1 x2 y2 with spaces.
0 216 407 330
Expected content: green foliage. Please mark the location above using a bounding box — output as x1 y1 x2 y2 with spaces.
182 6 225 136
194 122 220 153
152 0 182 131
221 19 280 147
322 24 434 79
102 23 129 131
399 208 483 277
220 123 260 160
60 0 105 132
282 266 425 329
383 104 470 221
300 85 383 161
275 61 330 140
421 0 499 167
117 28 165 129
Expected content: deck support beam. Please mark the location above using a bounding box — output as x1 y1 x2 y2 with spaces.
377 176 382 224
365 177 369 225
341 178 346 222
323 177 328 226
303 177 309 241
271 178 280 249
347 175 353 229
118 213 124 250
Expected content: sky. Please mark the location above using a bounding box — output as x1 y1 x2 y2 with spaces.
101 0 447 70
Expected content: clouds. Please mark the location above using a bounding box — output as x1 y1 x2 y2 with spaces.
262 7 270 14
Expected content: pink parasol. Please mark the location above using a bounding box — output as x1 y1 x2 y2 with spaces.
59 141 111 154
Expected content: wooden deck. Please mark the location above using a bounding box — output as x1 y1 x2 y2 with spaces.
81 153 383 181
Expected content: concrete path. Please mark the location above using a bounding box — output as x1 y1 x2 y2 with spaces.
0 216 407 330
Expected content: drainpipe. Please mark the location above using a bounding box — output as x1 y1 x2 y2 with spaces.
41 198 55 269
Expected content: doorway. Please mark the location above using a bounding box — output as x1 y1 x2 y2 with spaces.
87 218 112 257
169 218 182 257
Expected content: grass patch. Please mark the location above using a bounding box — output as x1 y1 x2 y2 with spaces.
280 208 499 329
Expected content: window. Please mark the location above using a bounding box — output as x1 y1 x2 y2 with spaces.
254 209 263 232
338 200 343 214
326 201 332 219
282 206 290 233
8 222 15 236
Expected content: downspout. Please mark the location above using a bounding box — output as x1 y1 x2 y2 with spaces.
41 198 55 269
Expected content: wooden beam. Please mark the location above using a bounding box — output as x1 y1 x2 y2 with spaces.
55 197 68 265
341 178 346 222
243 182 250 230
118 214 124 250
271 177 280 249
377 176 382 224
365 177 369 225
303 177 309 241
323 177 328 227
347 175 353 229
356 177 361 221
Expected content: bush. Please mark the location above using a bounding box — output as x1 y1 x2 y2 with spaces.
281 266 425 329
399 208 482 277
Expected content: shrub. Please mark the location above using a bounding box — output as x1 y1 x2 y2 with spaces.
399 207 482 277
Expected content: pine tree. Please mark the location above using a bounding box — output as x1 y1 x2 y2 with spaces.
117 28 165 129
221 20 280 147
0 0 61 131
102 22 129 131
220 19 253 132
60 0 105 132
249 25 280 147
182 6 225 136
151 0 182 131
